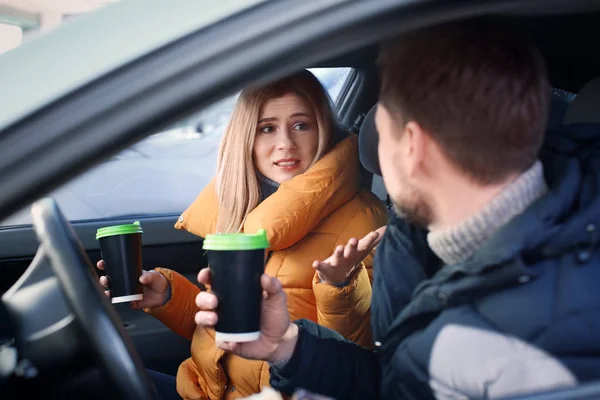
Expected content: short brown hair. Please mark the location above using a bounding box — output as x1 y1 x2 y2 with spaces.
378 20 551 184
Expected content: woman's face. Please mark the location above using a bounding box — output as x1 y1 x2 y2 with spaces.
253 93 319 184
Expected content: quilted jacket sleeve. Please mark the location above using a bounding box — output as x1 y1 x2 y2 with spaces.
270 319 380 399
144 268 201 341
312 190 388 347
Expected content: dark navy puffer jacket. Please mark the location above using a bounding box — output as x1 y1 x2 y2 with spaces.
270 124 600 399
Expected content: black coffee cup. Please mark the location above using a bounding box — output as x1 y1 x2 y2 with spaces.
203 229 269 342
96 221 144 304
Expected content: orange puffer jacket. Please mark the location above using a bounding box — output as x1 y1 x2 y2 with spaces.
146 136 388 399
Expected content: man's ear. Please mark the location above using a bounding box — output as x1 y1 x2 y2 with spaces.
376 104 403 142
403 121 427 176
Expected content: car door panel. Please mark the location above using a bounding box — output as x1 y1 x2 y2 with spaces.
0 212 207 376
0 64 357 378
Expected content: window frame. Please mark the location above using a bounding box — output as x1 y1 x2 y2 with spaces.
0 67 359 229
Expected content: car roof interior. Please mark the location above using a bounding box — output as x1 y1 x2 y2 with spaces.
317 11 600 94
311 10 600 201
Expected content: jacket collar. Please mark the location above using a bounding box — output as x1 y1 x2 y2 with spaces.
411 124 599 298
175 135 360 250
377 125 600 350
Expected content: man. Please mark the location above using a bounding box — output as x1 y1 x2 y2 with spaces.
195 21 600 399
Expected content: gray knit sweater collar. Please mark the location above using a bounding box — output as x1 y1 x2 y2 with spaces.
427 161 548 266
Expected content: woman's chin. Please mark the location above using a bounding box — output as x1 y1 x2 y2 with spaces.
269 169 307 183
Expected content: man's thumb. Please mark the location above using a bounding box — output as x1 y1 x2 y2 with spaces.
260 274 282 296
139 270 154 285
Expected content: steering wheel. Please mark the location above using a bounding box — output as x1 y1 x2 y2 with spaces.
30 198 158 399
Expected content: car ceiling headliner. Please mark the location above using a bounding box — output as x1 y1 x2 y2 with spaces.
316 11 600 94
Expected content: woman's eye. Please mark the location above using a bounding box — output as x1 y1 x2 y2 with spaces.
260 125 275 133
293 122 309 131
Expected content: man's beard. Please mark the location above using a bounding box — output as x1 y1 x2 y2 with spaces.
391 186 433 228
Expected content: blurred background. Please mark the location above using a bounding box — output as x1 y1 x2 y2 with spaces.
0 0 121 53
0 0 352 226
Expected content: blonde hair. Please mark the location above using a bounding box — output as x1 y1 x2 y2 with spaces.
215 70 338 233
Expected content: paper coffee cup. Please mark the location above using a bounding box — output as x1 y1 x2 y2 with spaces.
96 221 144 304
203 229 269 342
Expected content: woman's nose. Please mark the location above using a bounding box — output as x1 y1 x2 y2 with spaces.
276 129 296 150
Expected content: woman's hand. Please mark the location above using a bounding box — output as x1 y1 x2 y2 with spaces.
97 260 171 309
312 226 387 286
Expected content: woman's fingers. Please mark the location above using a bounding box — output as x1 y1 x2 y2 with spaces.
138 270 155 285
98 260 110 298
216 341 238 352
328 246 345 263
314 231 381 275
357 231 381 252
130 300 142 309
312 260 329 270
343 238 359 258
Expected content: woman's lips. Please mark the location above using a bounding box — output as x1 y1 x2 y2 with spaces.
274 159 301 171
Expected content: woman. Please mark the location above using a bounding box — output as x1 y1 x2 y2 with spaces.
99 70 387 399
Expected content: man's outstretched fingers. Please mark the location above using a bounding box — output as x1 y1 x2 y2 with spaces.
99 275 109 288
96 260 105 270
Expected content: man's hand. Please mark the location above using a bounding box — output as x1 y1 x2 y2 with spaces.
313 226 387 286
195 269 298 363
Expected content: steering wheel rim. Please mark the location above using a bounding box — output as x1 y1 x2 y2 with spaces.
31 197 158 399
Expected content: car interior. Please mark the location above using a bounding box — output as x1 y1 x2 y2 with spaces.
2 4 600 399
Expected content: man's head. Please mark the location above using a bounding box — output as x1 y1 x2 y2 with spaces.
375 21 550 228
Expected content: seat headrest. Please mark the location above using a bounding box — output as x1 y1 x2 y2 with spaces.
548 88 575 129
563 77 600 125
358 87 577 177
358 104 381 176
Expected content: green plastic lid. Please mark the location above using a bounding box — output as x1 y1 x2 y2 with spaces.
96 221 143 239
203 229 270 251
